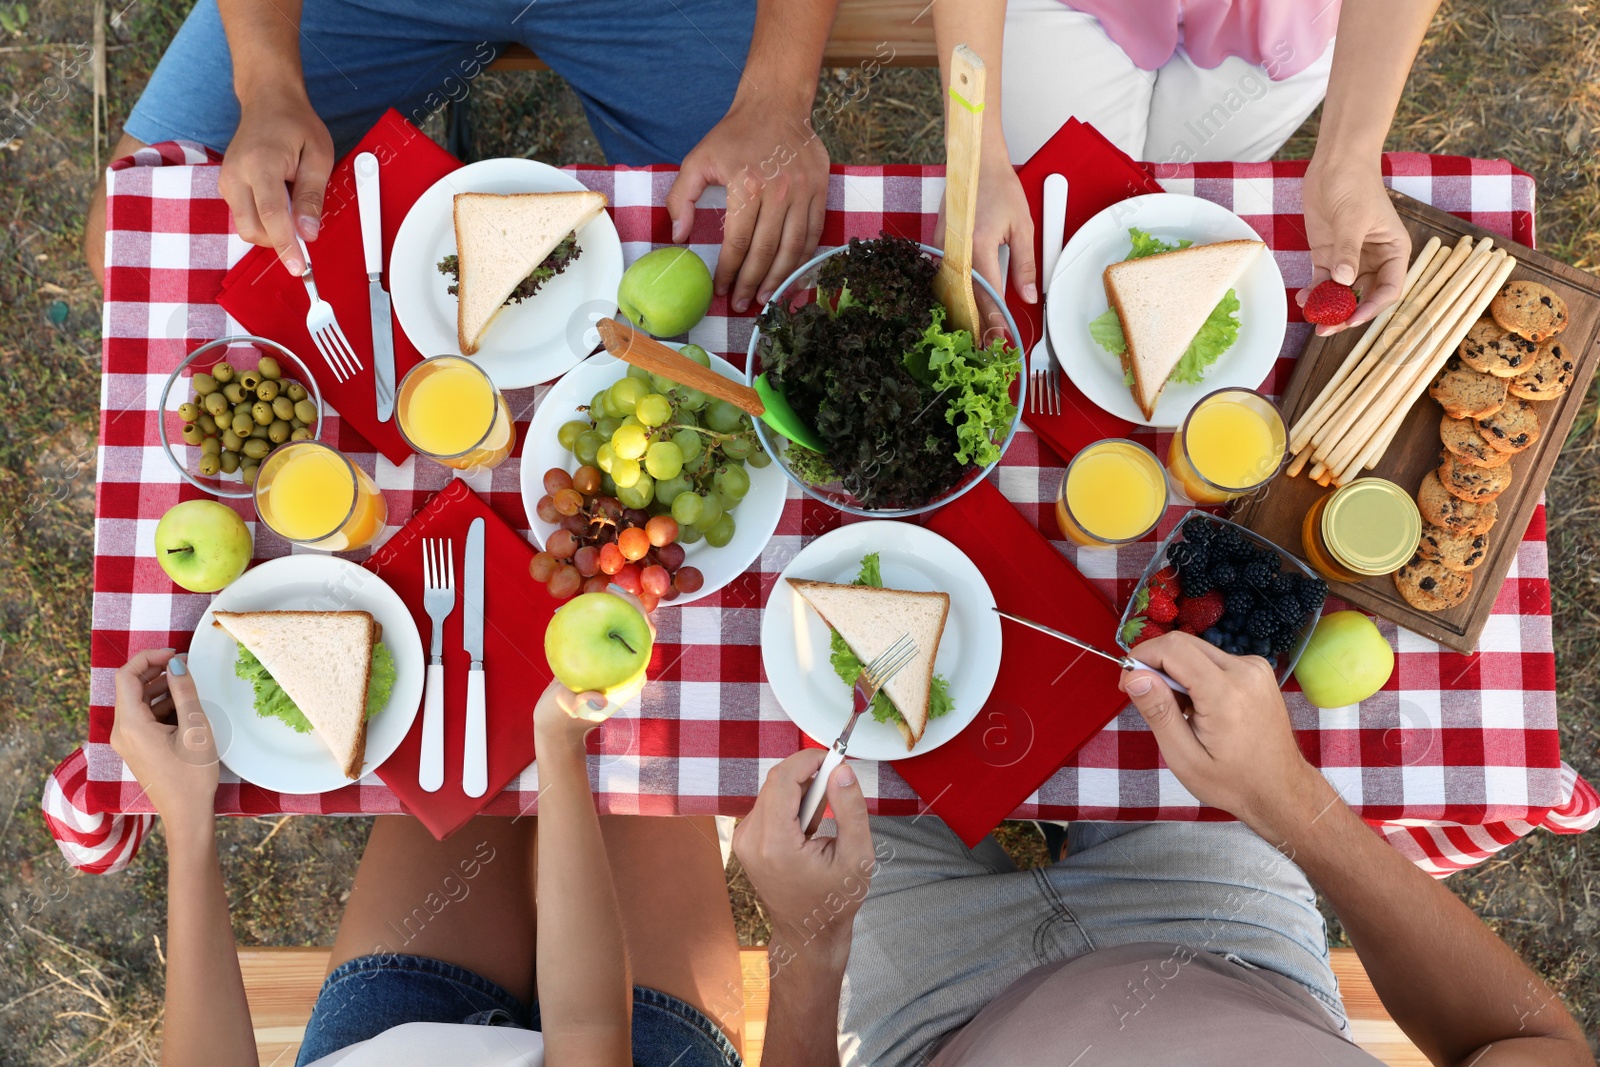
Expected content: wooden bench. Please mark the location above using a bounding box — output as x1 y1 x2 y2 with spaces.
242 945 1427 1066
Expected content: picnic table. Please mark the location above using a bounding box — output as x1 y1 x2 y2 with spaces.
44 134 1599 878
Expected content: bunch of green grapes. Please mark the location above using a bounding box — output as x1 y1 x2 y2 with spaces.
554 345 771 549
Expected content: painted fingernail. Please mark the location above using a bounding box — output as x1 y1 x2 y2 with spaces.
169 655 188 677
1126 673 1152 695
835 765 856 787
298 216 320 238
588 697 607 711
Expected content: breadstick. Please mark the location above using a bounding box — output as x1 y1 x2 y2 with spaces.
1310 238 1495 466
1291 236 1469 457
1321 248 1504 474
1340 253 1518 483
1287 236 1442 452
1286 443 1315 478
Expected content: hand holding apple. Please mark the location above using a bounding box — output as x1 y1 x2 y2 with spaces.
542 590 655 728
155 500 253 592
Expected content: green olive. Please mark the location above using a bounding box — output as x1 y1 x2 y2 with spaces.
222 429 244 452
212 361 235 384
256 379 280 401
231 413 255 437
293 400 318 425
290 427 313 442
223 382 246 405
271 396 296 421
197 454 221 477
233 402 253 420
250 423 270 440
192 372 218 396
257 356 282 380
220 450 240 474
180 423 203 446
285 381 308 403
268 420 292 444
241 464 259 487
200 436 221 456
197 413 218 436
239 371 261 391
242 438 272 459
177 401 201 422
252 401 274 426
203 392 230 417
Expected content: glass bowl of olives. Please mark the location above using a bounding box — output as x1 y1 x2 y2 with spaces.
158 335 325 499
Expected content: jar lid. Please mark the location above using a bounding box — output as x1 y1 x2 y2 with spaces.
1321 478 1422 576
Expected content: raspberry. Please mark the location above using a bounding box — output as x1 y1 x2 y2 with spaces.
1146 588 1179 625
1302 280 1359 326
1176 590 1226 635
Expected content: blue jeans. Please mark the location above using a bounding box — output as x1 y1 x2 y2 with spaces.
295 953 742 1066
124 0 756 163
838 818 1347 1067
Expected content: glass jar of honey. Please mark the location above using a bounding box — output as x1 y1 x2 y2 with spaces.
1301 477 1421 583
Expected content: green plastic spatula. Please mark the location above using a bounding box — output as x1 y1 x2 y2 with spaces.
751 372 824 452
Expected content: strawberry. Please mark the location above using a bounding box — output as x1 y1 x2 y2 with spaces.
1302 280 1358 326
1120 616 1169 648
1175 590 1226 635
1145 587 1179 626
1149 566 1181 597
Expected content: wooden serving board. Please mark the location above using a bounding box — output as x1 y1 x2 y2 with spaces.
1234 190 1600 653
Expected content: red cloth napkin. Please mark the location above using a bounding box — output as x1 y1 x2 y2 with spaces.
897 478 1130 846
217 109 463 466
365 479 556 838
1004 118 1165 462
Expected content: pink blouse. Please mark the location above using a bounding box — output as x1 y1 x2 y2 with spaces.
1065 0 1341 80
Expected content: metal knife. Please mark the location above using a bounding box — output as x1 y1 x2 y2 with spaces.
354 152 396 422
992 608 1189 695
462 517 488 798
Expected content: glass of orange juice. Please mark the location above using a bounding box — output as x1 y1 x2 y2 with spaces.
1167 387 1287 505
396 355 515 471
1056 439 1169 547
254 441 388 551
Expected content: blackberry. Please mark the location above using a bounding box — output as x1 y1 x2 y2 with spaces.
1182 516 1216 544
1271 629 1299 656
1181 571 1214 597
1298 578 1329 613
1166 541 1194 571
1267 572 1297 599
1210 526 1243 557
1209 561 1238 589
1275 599 1306 627
1246 612 1277 639
1201 626 1225 647
1240 558 1276 591
1224 589 1256 617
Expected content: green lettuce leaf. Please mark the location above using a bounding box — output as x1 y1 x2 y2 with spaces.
1088 307 1125 355
236 642 396 734
825 553 952 727
905 305 1020 467
1127 228 1192 259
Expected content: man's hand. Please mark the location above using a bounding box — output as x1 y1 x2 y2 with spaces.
217 90 333 277
666 101 829 314
110 649 219 832
1298 157 1411 335
734 750 875 962
1117 632 1323 829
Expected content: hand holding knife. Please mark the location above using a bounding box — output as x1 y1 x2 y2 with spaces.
354 152 397 422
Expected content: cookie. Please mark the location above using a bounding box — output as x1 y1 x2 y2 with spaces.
1437 451 1512 503
1395 555 1473 612
1457 316 1539 377
1417 522 1489 572
1440 414 1512 469
1475 396 1540 455
1507 339 1574 402
1418 470 1498 535
1489 280 1569 342
1428 355 1506 420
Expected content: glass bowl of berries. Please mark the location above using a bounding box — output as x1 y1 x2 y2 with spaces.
1118 511 1327 683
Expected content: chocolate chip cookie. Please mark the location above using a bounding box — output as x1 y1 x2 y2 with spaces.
1508 339 1574 402
1489 280 1569 342
1417 522 1489 572
1395 555 1473 612
1418 469 1498 535
1457 316 1538 377
1475 396 1540 455
1437 450 1512 503
1441 414 1512 468
1428 355 1507 420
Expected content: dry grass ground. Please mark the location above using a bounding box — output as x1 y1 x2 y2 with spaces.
0 0 1595 1061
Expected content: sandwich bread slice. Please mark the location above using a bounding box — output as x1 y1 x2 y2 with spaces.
1104 238 1264 419
452 190 608 354
213 610 377 779
787 579 949 750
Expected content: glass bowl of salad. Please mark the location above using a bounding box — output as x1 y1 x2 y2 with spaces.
745 236 1025 518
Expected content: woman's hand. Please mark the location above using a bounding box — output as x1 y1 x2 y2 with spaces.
1299 156 1411 335
110 649 219 832
936 141 1036 345
535 589 656 737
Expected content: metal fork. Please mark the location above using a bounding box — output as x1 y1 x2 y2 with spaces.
798 632 920 834
1029 173 1067 417
294 235 364 383
419 537 456 793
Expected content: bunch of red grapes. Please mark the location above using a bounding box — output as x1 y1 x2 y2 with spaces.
530 465 704 612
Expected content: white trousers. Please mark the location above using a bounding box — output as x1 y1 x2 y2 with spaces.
1000 0 1338 164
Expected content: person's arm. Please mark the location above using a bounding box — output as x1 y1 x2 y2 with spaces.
665 0 839 313
110 650 255 1067
930 0 1036 318
215 0 333 276
733 749 876 1067
533 680 632 1067
1300 0 1440 333
1121 634 1593 1067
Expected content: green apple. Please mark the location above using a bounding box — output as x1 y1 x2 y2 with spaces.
545 592 654 698
1293 610 1394 708
155 499 253 592
617 247 713 337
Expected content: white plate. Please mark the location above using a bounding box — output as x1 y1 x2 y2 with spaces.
1047 192 1287 428
188 555 425 794
761 521 1001 761
520 349 787 605
389 158 624 390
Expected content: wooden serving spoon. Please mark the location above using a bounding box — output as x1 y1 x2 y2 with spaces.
931 44 986 339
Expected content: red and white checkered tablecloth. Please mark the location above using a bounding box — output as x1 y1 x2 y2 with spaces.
47 141 1598 877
